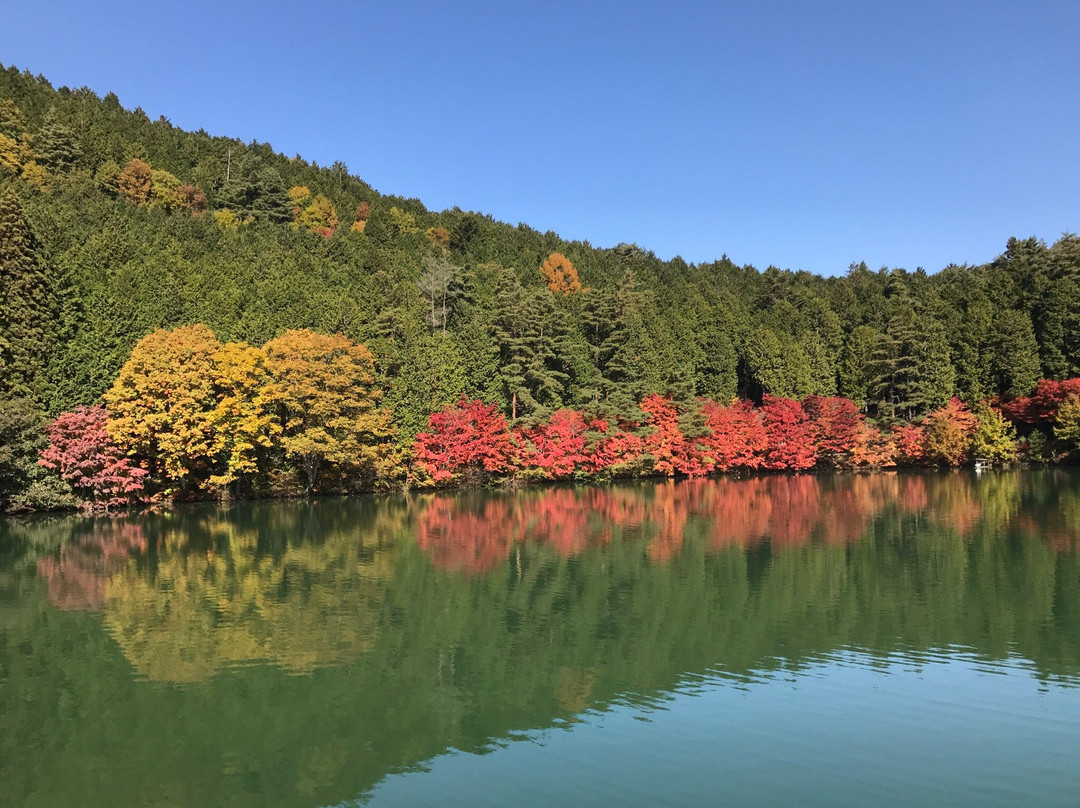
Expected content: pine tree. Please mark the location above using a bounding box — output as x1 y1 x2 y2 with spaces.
985 310 1041 397
490 271 569 420
869 306 953 418
598 270 655 414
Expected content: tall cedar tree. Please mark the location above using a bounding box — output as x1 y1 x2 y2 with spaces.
0 193 57 401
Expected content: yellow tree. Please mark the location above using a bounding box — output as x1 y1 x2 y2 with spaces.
971 401 1017 463
296 194 339 236
288 185 311 215
206 342 279 492
262 329 396 492
149 168 184 212
539 252 583 296
104 324 222 488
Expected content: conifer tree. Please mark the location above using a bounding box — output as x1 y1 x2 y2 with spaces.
490 271 569 420
34 109 81 173
0 193 57 401
251 167 293 224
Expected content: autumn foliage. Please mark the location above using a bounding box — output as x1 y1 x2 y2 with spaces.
38 405 146 508
759 395 817 470
923 397 978 466
41 319 1080 508
539 252 583 296
413 398 516 482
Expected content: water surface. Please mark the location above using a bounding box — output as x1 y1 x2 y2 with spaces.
2 471 1079 806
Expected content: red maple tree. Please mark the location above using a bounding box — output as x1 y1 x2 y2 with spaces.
759 395 817 470
413 398 517 482
39 405 147 508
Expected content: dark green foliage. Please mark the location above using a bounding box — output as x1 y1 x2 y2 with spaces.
490 269 570 420
0 395 74 511
0 192 57 402
868 306 953 419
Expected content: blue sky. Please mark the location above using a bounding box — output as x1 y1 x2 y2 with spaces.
2 0 1078 275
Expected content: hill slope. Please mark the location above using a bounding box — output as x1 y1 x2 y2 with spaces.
1 64 1080 507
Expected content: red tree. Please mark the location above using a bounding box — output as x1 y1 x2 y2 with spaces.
803 395 862 460
639 395 711 476
39 406 147 508
583 417 645 475
413 398 516 482
849 423 898 468
999 378 1080 424
892 423 926 464
701 399 768 470
759 395 817 470
519 408 589 478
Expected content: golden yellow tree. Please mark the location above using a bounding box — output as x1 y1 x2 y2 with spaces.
296 194 339 236
539 252 583 296
262 329 396 492
206 342 279 491
104 324 222 488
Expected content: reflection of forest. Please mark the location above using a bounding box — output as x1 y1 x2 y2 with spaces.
2 472 1078 808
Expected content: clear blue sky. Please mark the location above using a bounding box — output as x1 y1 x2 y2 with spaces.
3 0 1078 275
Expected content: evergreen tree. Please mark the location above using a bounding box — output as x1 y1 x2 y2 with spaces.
744 326 811 400
0 396 74 512
0 193 57 401
869 306 953 418
34 109 81 173
251 167 293 224
985 310 1041 397
490 270 569 420
838 325 880 409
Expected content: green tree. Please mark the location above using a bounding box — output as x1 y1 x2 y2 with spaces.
985 310 1041 397
34 109 81 173
0 396 75 512
251 167 293 224
744 326 811 400
491 270 570 420
0 193 57 402
386 333 467 441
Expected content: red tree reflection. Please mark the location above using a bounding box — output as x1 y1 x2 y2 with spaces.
409 473 1075 573
37 522 147 610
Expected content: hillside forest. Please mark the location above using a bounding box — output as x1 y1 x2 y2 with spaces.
1 64 1080 510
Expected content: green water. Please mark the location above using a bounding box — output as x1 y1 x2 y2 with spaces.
1 471 1079 807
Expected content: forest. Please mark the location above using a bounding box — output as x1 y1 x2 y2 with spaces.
1 63 1079 510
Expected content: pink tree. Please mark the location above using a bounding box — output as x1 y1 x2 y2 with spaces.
39 406 147 508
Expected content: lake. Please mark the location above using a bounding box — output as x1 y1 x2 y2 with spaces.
2 470 1079 807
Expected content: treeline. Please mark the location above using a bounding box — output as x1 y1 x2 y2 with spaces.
2 64 1080 508
12 322 1080 510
